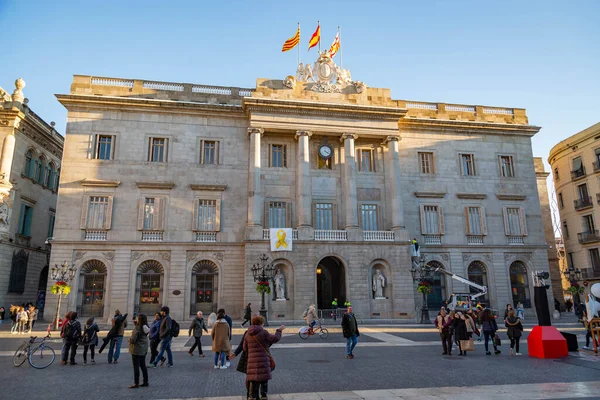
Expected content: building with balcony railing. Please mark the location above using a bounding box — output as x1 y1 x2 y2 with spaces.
46 65 551 323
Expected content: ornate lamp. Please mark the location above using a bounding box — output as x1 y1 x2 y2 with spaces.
409 255 435 324
51 261 77 330
251 254 276 326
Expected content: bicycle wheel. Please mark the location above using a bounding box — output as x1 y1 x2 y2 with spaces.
13 343 29 367
299 331 309 340
28 344 55 369
319 328 329 339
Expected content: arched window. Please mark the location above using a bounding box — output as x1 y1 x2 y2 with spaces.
467 261 489 304
45 162 55 189
191 260 218 315
78 260 107 317
8 249 29 293
36 155 46 184
24 150 34 178
54 168 60 191
510 261 531 307
136 260 164 315
426 260 446 310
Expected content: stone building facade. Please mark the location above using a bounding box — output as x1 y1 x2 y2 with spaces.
549 122 600 291
0 79 63 316
47 60 552 323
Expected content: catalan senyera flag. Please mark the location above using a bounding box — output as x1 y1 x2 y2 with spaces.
282 26 300 52
308 23 320 51
329 31 340 58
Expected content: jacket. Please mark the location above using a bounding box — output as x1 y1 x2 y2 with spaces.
341 312 359 338
306 308 318 325
83 323 100 346
107 314 128 338
149 318 161 341
65 320 82 343
482 317 498 333
505 316 523 339
453 318 469 341
234 331 247 357
159 315 172 340
189 317 208 337
435 315 452 332
243 325 282 382
224 314 233 336
129 324 149 356
211 319 232 353
243 306 252 320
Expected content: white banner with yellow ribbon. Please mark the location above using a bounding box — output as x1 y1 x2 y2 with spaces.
270 228 293 252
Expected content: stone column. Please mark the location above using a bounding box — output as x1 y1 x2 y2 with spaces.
341 133 359 232
383 136 404 233
295 131 312 227
0 133 15 183
246 127 264 240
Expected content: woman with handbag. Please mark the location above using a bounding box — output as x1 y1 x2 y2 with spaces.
505 310 524 356
243 315 285 400
128 314 149 389
211 310 232 369
481 309 501 355
452 312 470 356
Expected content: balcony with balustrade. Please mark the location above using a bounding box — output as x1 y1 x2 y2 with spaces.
577 230 600 245
581 267 600 280
262 230 298 240
362 231 394 242
85 230 107 241
196 232 217 242
423 235 442 245
466 235 484 245
574 196 593 211
507 236 524 245
571 167 586 181
594 161 600 173
142 231 163 242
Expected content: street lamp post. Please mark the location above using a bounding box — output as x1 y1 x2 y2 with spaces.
51 261 76 331
562 266 582 305
251 254 276 327
410 255 435 324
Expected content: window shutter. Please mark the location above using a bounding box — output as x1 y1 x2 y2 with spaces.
92 134 99 159
155 198 165 231
371 150 376 172
268 144 272 167
376 204 382 231
438 205 445 234
164 139 169 162
480 206 488 235
285 202 291 228
464 207 471 235
419 205 426 234
199 140 205 164
80 195 90 229
192 199 198 231
332 203 338 230
215 141 220 165
264 201 270 228
519 207 528 236
311 203 317 229
215 199 221 231
356 149 361 171
104 196 114 229
137 198 145 231
358 204 363 229
283 145 287 168
502 207 510 235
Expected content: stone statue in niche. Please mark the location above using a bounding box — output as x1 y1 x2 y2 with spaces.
373 269 386 299
274 269 286 300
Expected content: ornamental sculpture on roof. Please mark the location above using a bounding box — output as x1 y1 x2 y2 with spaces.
283 50 366 94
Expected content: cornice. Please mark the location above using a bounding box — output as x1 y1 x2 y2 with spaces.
456 193 487 200
414 191 446 198
189 184 227 191
496 194 527 201
136 182 175 190
81 179 121 187
399 118 541 136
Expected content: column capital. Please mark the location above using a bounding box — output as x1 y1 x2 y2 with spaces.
381 135 401 146
247 127 264 136
339 133 358 143
295 130 313 139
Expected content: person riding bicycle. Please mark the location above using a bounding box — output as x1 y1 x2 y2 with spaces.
305 305 319 333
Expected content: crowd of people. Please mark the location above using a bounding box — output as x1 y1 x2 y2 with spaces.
5 304 39 334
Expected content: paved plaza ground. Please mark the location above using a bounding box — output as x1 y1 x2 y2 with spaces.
1 314 599 399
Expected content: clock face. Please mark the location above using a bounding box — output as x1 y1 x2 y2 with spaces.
319 145 332 160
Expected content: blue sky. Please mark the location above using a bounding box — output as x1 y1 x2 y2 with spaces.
0 0 598 174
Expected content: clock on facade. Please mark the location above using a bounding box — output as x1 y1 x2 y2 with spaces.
318 144 333 160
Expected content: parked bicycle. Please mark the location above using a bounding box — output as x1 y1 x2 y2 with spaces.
299 320 329 339
13 329 56 369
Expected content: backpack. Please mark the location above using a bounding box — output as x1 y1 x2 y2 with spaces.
81 325 97 345
302 309 308 319
64 321 81 342
170 319 180 338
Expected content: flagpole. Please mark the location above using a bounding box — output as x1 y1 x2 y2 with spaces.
297 22 300 65
339 26 343 68
318 20 321 52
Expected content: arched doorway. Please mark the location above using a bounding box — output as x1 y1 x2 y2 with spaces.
78 260 107 317
191 260 218 315
36 266 48 319
426 261 446 310
468 261 489 305
316 256 346 310
510 261 531 307
136 260 164 315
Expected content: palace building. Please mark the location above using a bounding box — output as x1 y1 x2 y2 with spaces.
46 55 553 322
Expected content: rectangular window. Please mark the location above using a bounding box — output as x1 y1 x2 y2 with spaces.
422 205 440 234
590 249 600 271
315 203 333 230
360 204 379 231
558 193 564 208
583 214 595 233
143 198 155 230
201 140 218 165
596 149 600 163
499 155 515 177
419 152 434 174
554 167 559 181
562 221 569 239
572 156 583 172
506 207 522 235
567 252 574 268
270 145 287 168
460 154 476 176
149 138 168 162
48 213 55 238
86 196 110 229
577 183 589 200
95 135 113 160
358 149 374 172
197 199 217 231
467 207 482 235
18 204 33 236
268 202 287 228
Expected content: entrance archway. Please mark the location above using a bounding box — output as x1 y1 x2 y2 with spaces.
78 260 107 317
191 260 219 315
426 261 446 310
316 256 346 310
135 260 164 316
37 266 48 318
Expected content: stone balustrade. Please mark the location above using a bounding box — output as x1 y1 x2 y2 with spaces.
362 231 394 242
196 232 217 242
397 100 527 125
85 230 107 241
141 231 164 241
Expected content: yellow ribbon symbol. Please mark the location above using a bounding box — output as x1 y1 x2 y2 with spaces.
275 229 288 249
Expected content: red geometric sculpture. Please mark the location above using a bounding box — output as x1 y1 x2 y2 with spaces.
527 326 568 358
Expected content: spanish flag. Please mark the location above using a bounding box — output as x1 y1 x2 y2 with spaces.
282 26 300 52
308 23 320 51
329 31 340 58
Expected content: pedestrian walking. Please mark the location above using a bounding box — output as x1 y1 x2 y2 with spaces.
516 302 525 320
99 309 128 364
188 311 208 357
505 310 523 356
150 306 173 368
218 308 233 338
504 304 513 320
149 313 164 365
481 308 501 355
82 316 99 365
229 329 251 396
62 312 82 365
128 314 150 389
582 310 599 350
18 306 28 334
241 303 252 327
9 305 18 333
435 308 453 355
212 310 232 369
453 312 470 356
243 315 284 400
341 306 359 359
331 297 338 321
60 311 73 361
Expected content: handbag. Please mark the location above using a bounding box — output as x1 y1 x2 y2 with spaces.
460 339 474 351
236 350 248 374
250 334 276 371
494 333 502 346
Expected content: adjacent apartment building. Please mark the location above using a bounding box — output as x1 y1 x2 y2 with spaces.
47 56 553 322
0 79 63 316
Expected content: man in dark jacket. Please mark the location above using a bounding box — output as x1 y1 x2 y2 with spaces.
150 306 173 368
188 311 208 357
341 306 359 359
149 313 164 365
